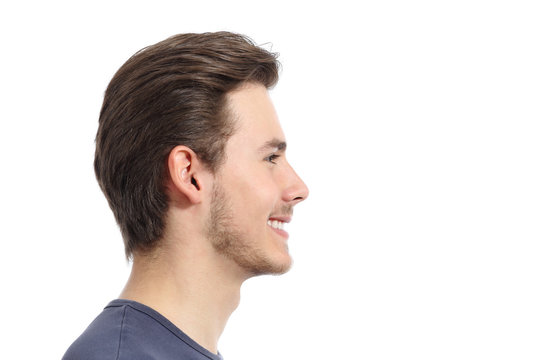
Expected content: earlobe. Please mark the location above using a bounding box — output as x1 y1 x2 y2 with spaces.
168 146 203 204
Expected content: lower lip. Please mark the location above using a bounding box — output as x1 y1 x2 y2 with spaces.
268 225 289 239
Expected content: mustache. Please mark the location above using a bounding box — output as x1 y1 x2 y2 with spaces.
270 205 293 217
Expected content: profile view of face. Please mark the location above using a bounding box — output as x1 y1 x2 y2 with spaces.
206 82 309 276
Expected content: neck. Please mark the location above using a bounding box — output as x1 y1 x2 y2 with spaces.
119 240 248 354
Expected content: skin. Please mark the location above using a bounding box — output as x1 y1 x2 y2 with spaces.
120 82 309 354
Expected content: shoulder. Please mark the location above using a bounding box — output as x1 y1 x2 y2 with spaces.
62 301 129 360
62 299 223 360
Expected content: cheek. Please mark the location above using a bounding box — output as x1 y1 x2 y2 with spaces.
227 166 279 219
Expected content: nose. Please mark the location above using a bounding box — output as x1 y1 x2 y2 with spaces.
282 163 309 205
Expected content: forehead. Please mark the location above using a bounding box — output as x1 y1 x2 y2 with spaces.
225 83 285 148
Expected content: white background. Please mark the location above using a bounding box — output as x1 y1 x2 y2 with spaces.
1 1 539 359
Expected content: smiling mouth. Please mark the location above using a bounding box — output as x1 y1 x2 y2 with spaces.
267 219 286 230
266 217 291 240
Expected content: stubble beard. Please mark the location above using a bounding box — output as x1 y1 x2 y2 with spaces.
206 182 291 277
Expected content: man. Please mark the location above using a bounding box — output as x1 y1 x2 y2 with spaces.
63 32 308 359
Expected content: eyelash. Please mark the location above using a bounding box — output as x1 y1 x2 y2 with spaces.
265 154 280 164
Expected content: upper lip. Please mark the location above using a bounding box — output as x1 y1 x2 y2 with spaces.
268 216 291 223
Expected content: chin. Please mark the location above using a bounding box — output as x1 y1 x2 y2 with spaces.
247 252 293 277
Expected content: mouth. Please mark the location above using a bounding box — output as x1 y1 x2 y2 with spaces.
267 219 286 230
267 217 291 239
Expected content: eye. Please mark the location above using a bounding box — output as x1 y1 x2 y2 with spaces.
264 154 281 164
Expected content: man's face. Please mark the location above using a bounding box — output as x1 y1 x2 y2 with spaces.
205 83 308 276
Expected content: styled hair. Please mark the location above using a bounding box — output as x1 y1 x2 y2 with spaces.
94 32 280 258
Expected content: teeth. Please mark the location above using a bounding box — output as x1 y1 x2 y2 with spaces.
267 220 285 230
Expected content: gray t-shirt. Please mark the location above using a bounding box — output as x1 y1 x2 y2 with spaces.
62 299 223 360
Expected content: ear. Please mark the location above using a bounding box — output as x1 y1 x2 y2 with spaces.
167 146 204 204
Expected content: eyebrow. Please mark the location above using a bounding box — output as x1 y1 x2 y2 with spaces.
259 138 287 153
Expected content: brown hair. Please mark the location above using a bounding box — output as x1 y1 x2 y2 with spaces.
94 32 280 258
